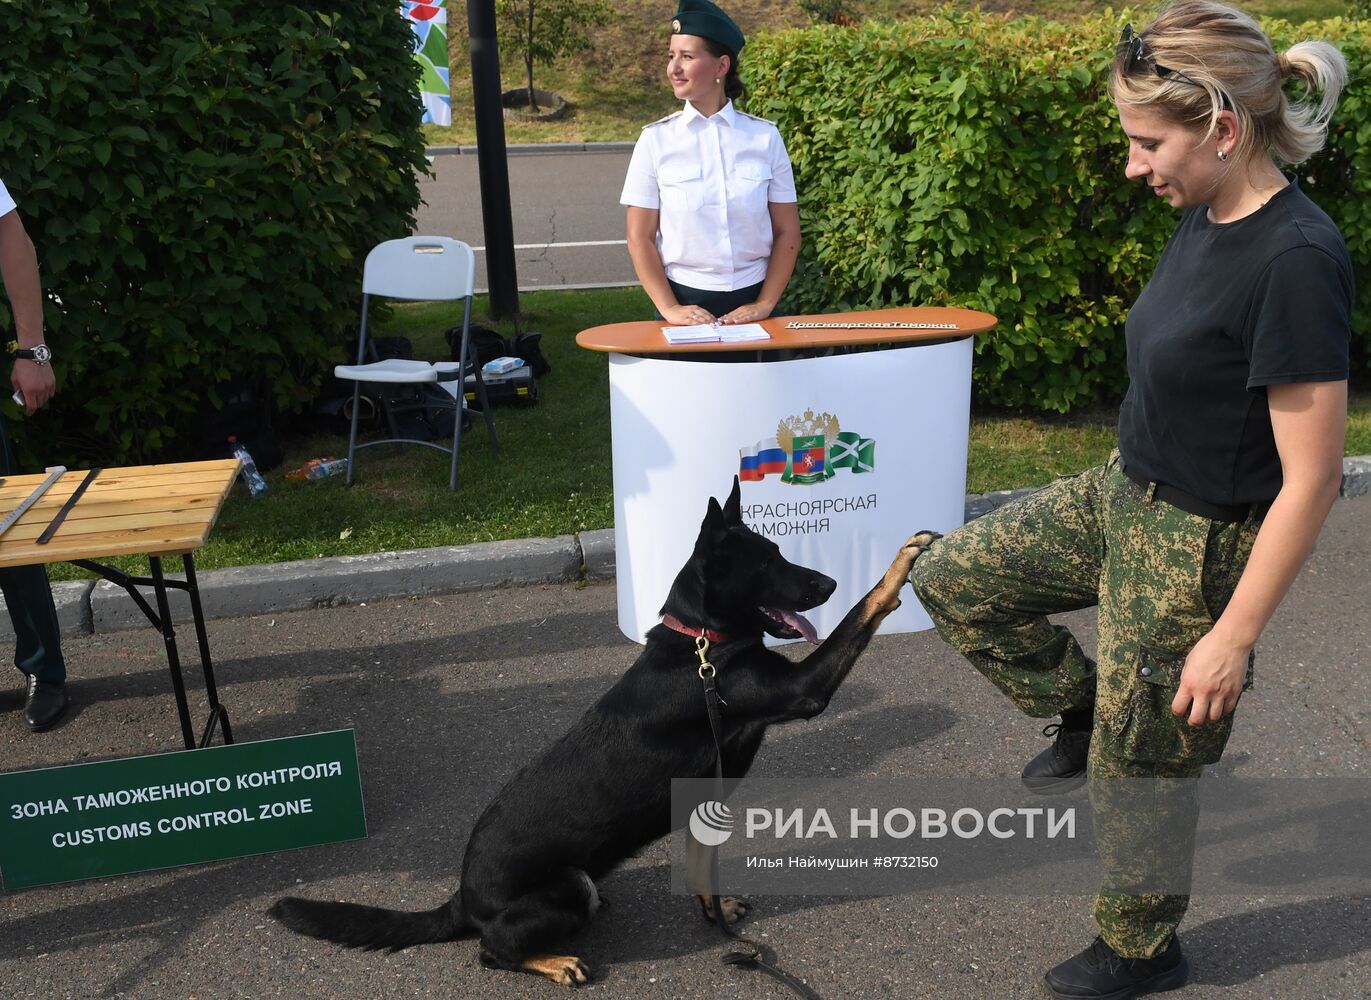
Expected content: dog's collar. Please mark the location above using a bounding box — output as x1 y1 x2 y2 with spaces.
661 613 731 644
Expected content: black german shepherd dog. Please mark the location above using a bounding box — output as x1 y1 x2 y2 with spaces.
271 479 938 986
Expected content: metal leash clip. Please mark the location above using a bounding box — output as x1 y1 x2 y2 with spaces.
695 634 716 679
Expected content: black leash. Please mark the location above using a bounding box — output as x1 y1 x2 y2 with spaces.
694 634 824 1000
37 467 101 545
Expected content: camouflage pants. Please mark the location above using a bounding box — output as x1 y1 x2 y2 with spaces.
908 452 1260 957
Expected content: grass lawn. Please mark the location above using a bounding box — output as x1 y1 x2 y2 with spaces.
47 286 1371 581
427 0 1351 147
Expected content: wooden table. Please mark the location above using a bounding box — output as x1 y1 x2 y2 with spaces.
0 460 239 749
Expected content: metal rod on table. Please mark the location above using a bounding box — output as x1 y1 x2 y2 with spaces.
36 468 100 544
0 466 66 540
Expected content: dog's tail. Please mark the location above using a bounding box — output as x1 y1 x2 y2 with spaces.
269 893 471 951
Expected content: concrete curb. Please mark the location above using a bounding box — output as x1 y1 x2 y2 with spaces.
84 536 582 635
3 459 1367 640
426 141 634 157
579 528 617 582
1342 455 1371 497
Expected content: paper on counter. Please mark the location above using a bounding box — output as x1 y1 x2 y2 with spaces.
662 322 771 344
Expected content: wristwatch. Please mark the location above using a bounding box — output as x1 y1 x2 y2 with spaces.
7 342 51 366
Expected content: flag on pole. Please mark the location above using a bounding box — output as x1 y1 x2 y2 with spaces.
402 2 452 126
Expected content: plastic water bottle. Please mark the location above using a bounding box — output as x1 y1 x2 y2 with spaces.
228 436 268 498
305 457 348 480
287 457 348 481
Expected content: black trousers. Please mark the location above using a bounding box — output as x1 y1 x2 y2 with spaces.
657 279 766 320
0 418 66 684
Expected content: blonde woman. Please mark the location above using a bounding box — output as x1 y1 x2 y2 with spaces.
908 3 1351 997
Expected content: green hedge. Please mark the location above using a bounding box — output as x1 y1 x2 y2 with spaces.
0 1 428 463
745 10 1370 412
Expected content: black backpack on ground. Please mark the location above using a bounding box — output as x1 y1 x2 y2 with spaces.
378 382 470 442
445 325 552 379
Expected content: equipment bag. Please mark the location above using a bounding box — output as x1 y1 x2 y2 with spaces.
445 325 552 379
379 383 470 442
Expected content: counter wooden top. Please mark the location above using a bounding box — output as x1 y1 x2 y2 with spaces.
0 460 239 569
576 306 996 354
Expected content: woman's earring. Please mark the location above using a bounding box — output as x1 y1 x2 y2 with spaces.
715 78 720 85
1217 148 1229 161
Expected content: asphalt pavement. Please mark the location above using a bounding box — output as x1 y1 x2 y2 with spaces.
415 145 638 293
0 493 1367 999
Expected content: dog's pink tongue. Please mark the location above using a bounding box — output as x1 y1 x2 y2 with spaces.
778 609 819 644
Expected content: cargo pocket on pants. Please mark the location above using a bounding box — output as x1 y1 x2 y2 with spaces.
1110 645 1235 766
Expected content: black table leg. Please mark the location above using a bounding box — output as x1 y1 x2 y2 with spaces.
182 554 231 746
147 556 195 750
70 556 232 750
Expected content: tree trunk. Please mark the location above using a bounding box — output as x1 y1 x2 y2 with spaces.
525 3 538 108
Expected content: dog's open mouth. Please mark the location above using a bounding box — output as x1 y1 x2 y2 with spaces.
760 607 819 643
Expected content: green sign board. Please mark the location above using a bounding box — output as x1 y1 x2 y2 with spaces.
0 729 366 890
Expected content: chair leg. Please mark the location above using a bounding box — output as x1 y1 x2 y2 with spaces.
345 381 363 486
472 368 500 455
449 400 462 491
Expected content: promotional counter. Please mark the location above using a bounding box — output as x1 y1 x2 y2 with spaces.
576 307 997 643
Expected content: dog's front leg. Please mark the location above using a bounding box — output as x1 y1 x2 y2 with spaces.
748 532 941 722
859 530 943 631
686 836 750 926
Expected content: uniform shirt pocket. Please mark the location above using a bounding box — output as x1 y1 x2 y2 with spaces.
735 161 773 187
659 164 704 211
733 161 773 208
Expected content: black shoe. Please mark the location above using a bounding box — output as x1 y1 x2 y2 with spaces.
23 677 68 732
1044 935 1188 999
1022 721 1090 794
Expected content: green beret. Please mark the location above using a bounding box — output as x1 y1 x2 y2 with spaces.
671 0 745 55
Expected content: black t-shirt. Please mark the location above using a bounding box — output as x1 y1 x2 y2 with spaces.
1117 179 1353 505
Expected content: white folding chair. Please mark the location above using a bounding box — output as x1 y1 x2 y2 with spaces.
334 236 499 491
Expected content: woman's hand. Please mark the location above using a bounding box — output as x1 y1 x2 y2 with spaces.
1172 628 1252 724
718 301 774 324
661 303 716 326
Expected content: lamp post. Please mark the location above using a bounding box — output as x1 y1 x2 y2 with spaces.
466 0 519 319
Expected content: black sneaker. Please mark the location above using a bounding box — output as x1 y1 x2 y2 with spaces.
1044 935 1188 999
1021 721 1090 794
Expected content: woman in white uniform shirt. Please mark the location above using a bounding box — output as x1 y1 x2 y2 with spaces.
621 0 801 326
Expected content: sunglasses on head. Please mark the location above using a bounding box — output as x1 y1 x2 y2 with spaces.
1117 24 1205 88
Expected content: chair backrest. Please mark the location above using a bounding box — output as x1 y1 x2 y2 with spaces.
362 236 476 301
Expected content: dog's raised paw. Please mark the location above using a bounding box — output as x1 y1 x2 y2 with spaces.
699 894 749 925
522 953 591 987
903 530 942 557
895 530 942 576
867 531 943 618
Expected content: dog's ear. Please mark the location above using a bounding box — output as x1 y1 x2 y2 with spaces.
662 496 726 623
700 495 726 542
723 476 742 524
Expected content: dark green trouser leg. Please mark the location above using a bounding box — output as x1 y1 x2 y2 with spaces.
910 453 1259 958
0 418 66 684
908 464 1105 718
